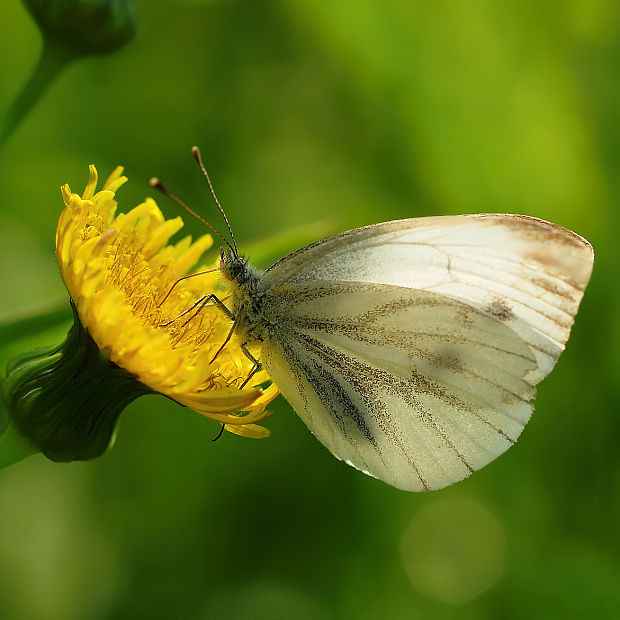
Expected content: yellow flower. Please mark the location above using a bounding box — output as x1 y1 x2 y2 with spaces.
56 164 278 439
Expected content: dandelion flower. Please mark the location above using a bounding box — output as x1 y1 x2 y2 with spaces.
3 165 278 461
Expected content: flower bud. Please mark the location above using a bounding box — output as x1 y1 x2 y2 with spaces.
23 0 137 58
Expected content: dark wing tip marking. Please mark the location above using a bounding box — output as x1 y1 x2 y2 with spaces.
486 297 515 322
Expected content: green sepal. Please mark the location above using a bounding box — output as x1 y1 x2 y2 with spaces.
2 303 150 462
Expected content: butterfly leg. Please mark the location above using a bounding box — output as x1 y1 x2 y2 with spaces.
157 268 219 308
211 424 226 442
180 294 235 329
159 295 208 327
210 318 237 364
159 293 234 328
239 342 262 389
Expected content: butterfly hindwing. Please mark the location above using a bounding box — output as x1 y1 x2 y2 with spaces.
261 283 537 490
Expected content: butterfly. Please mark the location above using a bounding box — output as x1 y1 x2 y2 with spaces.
155 148 594 492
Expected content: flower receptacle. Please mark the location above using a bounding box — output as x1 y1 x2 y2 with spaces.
2 304 150 462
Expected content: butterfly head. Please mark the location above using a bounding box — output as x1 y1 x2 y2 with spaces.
220 247 252 284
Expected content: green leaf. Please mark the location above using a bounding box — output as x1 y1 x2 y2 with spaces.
244 218 340 269
0 417 37 470
0 298 72 348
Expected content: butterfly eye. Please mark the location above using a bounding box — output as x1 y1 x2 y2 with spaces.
231 259 243 279
220 252 244 282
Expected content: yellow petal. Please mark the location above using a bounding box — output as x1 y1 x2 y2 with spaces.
225 423 271 439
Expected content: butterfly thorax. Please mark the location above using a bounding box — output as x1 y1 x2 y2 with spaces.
220 250 269 343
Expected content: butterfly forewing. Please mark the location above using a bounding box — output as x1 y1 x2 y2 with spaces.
258 214 593 490
264 214 593 383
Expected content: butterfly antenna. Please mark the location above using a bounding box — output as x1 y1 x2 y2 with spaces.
149 177 235 254
191 145 238 256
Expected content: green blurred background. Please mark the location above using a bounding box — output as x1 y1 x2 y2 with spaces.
1 1 619 618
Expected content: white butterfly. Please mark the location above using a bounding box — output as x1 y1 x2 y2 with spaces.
218 212 593 491
155 151 594 492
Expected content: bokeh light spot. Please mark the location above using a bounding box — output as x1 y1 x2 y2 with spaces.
400 497 506 604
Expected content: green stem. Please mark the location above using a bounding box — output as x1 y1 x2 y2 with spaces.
0 419 37 470
0 41 74 145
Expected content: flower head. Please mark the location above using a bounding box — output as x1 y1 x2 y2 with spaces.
3 164 278 462
55 165 278 440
